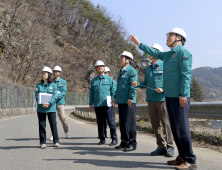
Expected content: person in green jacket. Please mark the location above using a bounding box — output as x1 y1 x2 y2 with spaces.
104 66 117 119
132 43 174 157
113 51 138 152
48 65 70 142
129 28 197 170
35 66 59 149
89 60 117 146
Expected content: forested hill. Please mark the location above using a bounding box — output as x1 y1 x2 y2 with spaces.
192 67 222 100
0 0 148 93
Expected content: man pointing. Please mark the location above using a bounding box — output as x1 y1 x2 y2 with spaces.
129 28 197 170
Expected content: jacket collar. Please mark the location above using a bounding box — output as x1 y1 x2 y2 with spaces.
151 60 160 66
172 44 183 52
42 81 49 86
121 65 131 72
53 77 60 82
97 73 106 80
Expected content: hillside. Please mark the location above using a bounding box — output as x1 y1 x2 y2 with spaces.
0 0 148 94
192 67 222 100
0 0 149 104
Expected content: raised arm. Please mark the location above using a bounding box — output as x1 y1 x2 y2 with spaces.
129 35 165 60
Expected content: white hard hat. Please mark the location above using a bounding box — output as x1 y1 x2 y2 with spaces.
121 51 133 60
53 65 62 72
104 67 110 72
151 43 164 52
95 60 105 67
41 66 52 74
166 28 186 41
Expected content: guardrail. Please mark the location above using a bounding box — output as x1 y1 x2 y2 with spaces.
75 101 222 120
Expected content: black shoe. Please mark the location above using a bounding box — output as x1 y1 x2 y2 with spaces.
109 140 118 146
115 144 125 149
123 146 136 152
166 146 174 157
98 140 105 145
151 147 166 156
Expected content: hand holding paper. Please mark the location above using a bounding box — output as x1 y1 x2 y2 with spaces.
42 103 49 108
107 96 112 107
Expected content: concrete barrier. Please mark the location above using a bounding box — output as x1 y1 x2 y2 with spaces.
0 108 37 119
0 105 84 119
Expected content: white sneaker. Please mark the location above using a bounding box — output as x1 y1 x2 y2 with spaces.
66 132 71 139
54 143 60 147
40 144 46 149
49 136 53 141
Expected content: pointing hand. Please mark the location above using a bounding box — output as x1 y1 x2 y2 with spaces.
129 35 141 46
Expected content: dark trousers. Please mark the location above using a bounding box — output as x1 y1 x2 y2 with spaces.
104 106 115 137
95 106 117 141
165 97 196 164
112 106 115 120
37 112 59 144
118 103 137 147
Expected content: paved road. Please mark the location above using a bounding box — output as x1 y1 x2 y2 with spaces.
0 111 221 170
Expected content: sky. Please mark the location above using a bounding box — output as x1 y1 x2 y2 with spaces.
91 0 222 69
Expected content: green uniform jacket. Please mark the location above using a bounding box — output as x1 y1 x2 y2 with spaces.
53 78 67 105
113 80 117 93
35 82 58 113
139 43 192 97
89 74 115 108
138 60 165 102
115 65 138 104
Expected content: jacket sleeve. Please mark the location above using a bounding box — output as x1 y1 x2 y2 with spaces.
114 73 120 99
89 81 94 105
58 80 67 101
113 80 117 94
128 69 138 100
48 83 58 106
139 43 165 61
110 78 116 101
179 51 192 97
35 84 39 103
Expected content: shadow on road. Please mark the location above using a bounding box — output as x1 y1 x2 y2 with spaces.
6 138 39 141
0 146 39 150
44 158 175 169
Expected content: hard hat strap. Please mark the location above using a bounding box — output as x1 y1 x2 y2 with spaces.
168 34 182 48
121 57 129 69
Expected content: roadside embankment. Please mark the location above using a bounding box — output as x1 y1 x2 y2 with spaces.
0 108 37 119
0 106 77 119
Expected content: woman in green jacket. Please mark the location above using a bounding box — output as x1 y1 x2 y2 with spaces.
35 66 59 149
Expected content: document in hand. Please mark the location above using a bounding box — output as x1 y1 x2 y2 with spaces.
38 93 53 104
107 96 112 107
57 91 60 96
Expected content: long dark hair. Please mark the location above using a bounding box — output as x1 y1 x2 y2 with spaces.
41 73 53 83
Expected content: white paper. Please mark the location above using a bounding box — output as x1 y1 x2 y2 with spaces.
57 91 60 96
38 93 53 104
107 96 112 107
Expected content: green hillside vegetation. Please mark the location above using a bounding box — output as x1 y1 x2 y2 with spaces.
192 67 222 100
